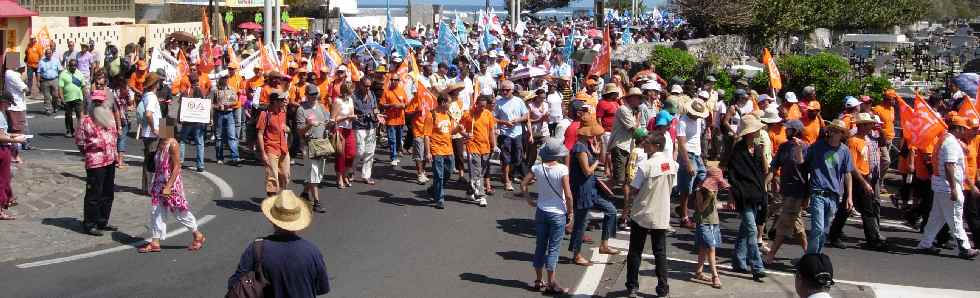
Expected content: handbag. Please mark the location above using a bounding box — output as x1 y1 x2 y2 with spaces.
308 138 335 158
226 239 268 298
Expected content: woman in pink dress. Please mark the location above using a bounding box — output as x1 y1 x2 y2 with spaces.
138 124 205 253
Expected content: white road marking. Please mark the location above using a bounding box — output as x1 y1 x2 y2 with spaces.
197 171 234 198
16 214 216 269
572 247 612 297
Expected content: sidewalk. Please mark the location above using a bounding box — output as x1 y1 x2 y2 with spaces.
600 252 876 297
0 150 216 264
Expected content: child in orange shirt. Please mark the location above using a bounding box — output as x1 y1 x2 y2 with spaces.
426 93 463 209
461 95 497 206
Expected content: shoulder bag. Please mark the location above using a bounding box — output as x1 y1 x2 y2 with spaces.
226 239 268 298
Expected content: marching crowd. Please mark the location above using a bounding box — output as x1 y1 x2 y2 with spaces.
0 15 976 298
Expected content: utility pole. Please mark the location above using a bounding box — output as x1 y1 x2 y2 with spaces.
273 0 281 47
263 0 272 45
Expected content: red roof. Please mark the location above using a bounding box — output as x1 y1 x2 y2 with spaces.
0 0 37 18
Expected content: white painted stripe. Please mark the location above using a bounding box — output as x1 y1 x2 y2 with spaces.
198 171 234 198
26 100 42 105
572 247 612 297
16 214 216 269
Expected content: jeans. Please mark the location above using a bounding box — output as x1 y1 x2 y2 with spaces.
625 221 668 294
677 152 706 194
569 197 618 254
807 193 839 254
430 155 454 203
117 116 130 153
179 124 206 170
234 107 244 141
387 125 404 161
533 209 566 272
733 206 764 272
215 111 240 161
83 163 116 229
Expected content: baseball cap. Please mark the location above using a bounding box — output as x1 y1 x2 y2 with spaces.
784 119 804 131
670 84 683 94
641 81 662 92
796 253 835 288
784 91 798 103
844 96 860 108
654 110 673 127
734 89 748 98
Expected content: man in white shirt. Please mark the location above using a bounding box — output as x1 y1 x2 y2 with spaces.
545 83 564 136
140 73 163 193
625 134 676 298
916 116 979 259
477 59 497 96
676 97 708 229
4 60 30 150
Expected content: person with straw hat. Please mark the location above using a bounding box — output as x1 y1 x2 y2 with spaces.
827 113 883 251
761 105 786 155
138 123 206 253
727 115 768 281
568 116 621 267
803 119 853 254
520 138 573 295
139 72 164 193
676 95 710 229
228 190 330 297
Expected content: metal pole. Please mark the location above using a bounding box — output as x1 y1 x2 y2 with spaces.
273 0 281 47
263 0 272 45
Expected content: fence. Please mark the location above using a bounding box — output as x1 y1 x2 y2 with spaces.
44 22 202 55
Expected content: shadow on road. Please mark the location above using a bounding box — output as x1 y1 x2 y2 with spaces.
214 197 263 212
496 218 536 238
40 217 144 246
458 272 536 292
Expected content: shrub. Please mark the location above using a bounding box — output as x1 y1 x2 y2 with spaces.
648 46 697 82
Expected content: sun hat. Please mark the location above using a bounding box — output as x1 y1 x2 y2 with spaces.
261 190 312 231
760 106 783 124
521 91 536 100
854 112 877 125
825 119 849 134
602 83 620 96
785 119 804 132
538 138 569 161
844 96 860 108
654 110 673 127
734 88 748 98
736 115 765 139
883 89 899 99
758 94 770 103
670 84 683 94
796 253 835 288
446 82 466 93
633 127 648 140
784 91 798 103
624 87 644 100
570 100 589 112
640 81 662 92
336 65 348 73
685 98 710 118
700 166 730 192
577 116 605 137
706 75 717 82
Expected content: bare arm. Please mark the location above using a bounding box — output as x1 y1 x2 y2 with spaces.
577 151 599 176
844 172 853 211
521 171 536 207
162 141 180 195
562 175 574 218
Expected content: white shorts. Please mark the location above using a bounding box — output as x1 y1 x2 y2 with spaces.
305 158 328 184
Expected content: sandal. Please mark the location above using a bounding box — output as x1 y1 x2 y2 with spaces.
712 275 723 289
188 233 206 251
0 212 15 220
138 242 161 253
574 257 593 266
544 283 569 295
692 272 710 283
532 280 546 292
599 247 622 255
365 179 376 185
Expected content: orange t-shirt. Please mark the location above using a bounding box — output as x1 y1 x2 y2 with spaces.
257 109 289 156
801 116 823 144
427 111 455 156
784 104 802 120
381 87 408 126
128 71 147 92
966 136 980 186
872 104 896 141
408 96 433 137
227 73 245 93
25 44 43 68
848 136 870 176
461 109 496 154
768 125 787 156
316 78 331 106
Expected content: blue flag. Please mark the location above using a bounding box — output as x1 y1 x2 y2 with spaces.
436 22 459 65
385 14 408 58
337 15 358 54
621 27 633 45
563 34 574 63
455 14 467 38
480 28 497 52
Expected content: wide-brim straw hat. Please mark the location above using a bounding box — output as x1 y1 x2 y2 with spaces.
761 106 783 124
853 112 876 125
736 115 766 139
623 87 644 100
602 83 620 96
143 73 162 90
700 166 730 192
261 190 312 232
685 98 710 118
825 119 850 135
446 82 465 93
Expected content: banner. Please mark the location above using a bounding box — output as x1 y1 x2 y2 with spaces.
148 47 178 83
179 97 212 123
588 26 611 77
762 48 783 90
900 93 946 151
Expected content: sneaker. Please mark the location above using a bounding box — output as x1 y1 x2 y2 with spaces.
312 202 326 213
916 246 941 255
626 288 639 298
435 201 445 209
828 239 847 249
216 160 224 165
468 194 476 201
478 198 488 207
959 249 979 260
390 159 400 166
752 271 767 282
418 175 430 184
196 167 205 173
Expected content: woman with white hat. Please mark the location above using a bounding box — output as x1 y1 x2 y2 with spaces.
726 115 768 281
521 138 573 295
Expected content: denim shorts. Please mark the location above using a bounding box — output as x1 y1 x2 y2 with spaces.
677 152 706 194
696 224 722 248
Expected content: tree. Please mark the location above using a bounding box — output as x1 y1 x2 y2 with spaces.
670 0 755 35
924 0 980 21
505 0 573 13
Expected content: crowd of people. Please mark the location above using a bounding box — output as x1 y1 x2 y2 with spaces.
0 13 977 298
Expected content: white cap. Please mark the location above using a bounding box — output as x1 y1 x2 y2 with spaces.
641 81 662 92
391 52 402 58
337 65 348 72
697 90 710 99
488 51 497 58
844 96 861 108
670 84 683 94
784 91 798 103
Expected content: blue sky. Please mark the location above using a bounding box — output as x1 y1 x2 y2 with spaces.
357 0 668 8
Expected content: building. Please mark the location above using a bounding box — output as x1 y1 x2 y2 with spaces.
0 0 36 54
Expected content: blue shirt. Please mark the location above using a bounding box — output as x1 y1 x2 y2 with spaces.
38 57 61 80
494 96 528 138
229 234 330 298
804 139 853 197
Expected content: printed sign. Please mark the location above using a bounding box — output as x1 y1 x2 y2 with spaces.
179 97 212 123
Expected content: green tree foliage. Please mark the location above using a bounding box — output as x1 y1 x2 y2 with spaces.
648 46 697 82
924 0 980 21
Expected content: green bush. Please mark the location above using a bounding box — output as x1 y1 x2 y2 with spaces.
648 46 697 82
713 71 736 103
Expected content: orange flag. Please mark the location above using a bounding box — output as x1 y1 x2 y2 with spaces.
959 96 980 121
413 79 436 120
762 48 783 90
900 93 947 150
588 25 611 77
201 8 211 41
312 45 327 77
347 60 363 82
280 42 292 74
257 40 276 72
173 51 191 94
227 45 241 68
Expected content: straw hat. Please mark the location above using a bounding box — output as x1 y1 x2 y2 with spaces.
538 138 569 161
684 98 710 118
143 73 162 91
577 116 605 137
446 82 466 93
602 83 620 96
623 87 644 101
261 190 313 231
700 166 730 192
736 115 765 139
760 106 783 124
825 119 849 134
853 112 876 125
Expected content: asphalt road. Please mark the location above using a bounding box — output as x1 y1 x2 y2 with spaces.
1 102 978 297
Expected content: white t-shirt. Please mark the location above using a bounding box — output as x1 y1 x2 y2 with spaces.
546 92 564 123
141 91 161 139
676 115 704 156
476 73 496 96
712 100 727 129
458 77 474 109
932 133 965 194
663 131 675 160
553 118 572 143
4 70 27 112
533 163 569 215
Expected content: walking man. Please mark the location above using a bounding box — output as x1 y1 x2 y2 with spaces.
258 92 291 196
74 91 119 236
461 95 496 207
353 77 378 184
494 80 529 191
727 116 768 281
37 48 62 115
828 113 882 250
804 119 853 254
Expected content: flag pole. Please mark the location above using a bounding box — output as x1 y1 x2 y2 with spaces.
448 24 481 73
340 15 380 66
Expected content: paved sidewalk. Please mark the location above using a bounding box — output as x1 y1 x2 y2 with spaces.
0 150 216 263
